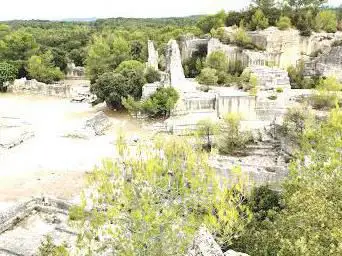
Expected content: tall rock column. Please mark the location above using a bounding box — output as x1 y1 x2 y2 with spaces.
147 40 159 70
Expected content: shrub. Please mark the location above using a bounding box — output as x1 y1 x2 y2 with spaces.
206 51 229 72
276 16 292 30
38 235 69 256
183 57 204 78
287 61 318 89
276 87 283 93
27 51 65 84
249 9 269 30
0 62 17 92
142 87 179 118
196 68 218 85
317 77 342 91
233 26 253 48
217 71 233 86
196 119 219 151
267 95 277 100
316 10 337 33
218 113 253 155
144 66 161 83
309 92 338 110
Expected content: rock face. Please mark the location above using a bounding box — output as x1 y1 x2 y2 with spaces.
84 111 112 136
0 197 77 256
304 45 342 81
166 39 187 87
180 35 209 61
187 227 249 256
0 117 34 149
249 66 291 91
8 78 71 98
66 62 86 79
147 40 159 70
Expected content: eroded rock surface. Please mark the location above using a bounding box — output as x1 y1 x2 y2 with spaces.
0 117 34 150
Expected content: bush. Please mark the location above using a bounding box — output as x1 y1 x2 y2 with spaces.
144 66 161 83
217 71 234 86
338 20 342 31
0 62 17 92
142 87 179 118
183 57 204 78
249 9 269 30
309 92 338 110
267 95 277 100
206 51 229 72
196 68 218 85
316 10 337 33
276 16 292 30
287 61 318 89
295 10 317 36
276 87 283 93
218 113 253 155
196 119 219 151
38 235 69 256
317 77 342 91
233 26 253 47
27 51 65 84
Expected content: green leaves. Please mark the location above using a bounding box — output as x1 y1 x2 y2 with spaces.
0 62 17 91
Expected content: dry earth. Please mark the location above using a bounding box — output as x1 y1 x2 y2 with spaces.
0 93 143 207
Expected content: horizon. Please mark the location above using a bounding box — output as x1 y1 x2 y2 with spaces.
0 0 340 22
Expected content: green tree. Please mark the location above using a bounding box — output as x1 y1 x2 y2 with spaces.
197 10 226 33
252 0 275 11
0 30 38 61
0 62 18 92
144 66 161 83
276 16 292 30
233 26 253 48
249 9 269 30
218 113 253 155
67 135 251 255
142 87 179 118
86 35 130 82
196 119 219 152
27 51 64 84
316 10 337 33
196 68 218 85
206 51 229 72
91 72 129 109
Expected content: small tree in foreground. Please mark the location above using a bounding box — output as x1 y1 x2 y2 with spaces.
67 135 251 255
218 113 253 155
196 119 219 152
197 67 218 85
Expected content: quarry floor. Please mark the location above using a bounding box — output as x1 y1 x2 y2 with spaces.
0 93 144 209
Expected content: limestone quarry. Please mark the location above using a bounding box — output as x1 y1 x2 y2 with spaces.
1 22 342 255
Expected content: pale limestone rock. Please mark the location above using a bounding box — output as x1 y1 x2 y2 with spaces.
248 66 291 91
8 78 71 98
224 250 250 256
147 40 159 70
84 111 112 136
0 117 34 149
66 62 86 78
180 35 209 61
187 226 224 256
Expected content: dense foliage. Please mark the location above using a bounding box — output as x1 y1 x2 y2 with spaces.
0 62 17 92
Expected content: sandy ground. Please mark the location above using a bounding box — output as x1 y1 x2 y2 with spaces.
0 93 143 205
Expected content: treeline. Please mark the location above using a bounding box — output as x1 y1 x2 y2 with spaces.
198 0 342 36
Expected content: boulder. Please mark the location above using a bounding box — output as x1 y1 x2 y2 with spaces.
84 111 112 136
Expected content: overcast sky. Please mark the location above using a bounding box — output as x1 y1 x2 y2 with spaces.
0 0 340 21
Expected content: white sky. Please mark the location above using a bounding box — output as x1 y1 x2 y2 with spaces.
0 0 340 21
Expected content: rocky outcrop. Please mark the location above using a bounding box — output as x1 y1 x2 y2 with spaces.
304 45 342 81
84 111 112 136
180 35 209 61
8 78 71 98
0 117 34 149
187 227 249 256
66 62 86 79
0 197 76 256
249 66 291 91
147 40 159 70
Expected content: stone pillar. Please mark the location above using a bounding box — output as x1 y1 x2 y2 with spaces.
147 40 159 70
